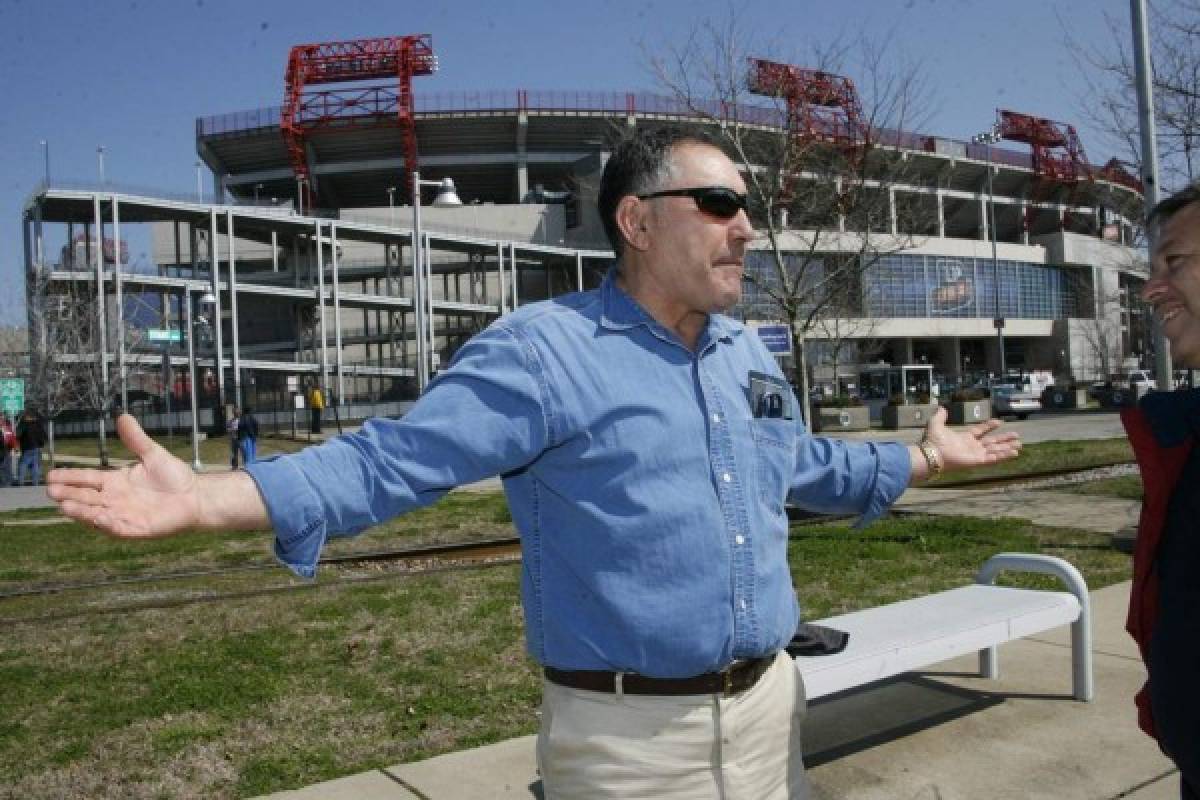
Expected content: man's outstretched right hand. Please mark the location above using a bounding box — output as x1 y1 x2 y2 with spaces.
47 413 270 538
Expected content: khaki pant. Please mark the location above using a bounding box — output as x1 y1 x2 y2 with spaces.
537 652 809 799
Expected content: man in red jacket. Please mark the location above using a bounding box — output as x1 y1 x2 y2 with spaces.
1130 183 1200 799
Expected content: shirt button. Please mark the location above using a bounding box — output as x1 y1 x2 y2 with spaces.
722 473 732 483
739 598 747 611
712 413 721 423
735 534 745 545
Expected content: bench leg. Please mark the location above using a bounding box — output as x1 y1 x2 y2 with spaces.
979 647 998 681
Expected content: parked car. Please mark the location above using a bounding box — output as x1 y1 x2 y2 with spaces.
989 383 1041 420
1126 370 1154 395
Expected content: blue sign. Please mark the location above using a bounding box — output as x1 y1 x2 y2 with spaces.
756 324 793 355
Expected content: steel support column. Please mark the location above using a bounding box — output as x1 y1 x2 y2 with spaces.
331 223 345 404
112 195 128 411
209 209 226 408
93 195 110 425
315 220 330 399
226 210 242 408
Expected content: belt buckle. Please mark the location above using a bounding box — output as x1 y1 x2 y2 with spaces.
722 666 735 696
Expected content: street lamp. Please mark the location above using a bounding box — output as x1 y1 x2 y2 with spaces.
184 288 217 471
411 173 462 391
97 146 106 186
972 127 1006 378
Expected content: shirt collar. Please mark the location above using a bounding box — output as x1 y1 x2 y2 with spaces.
598 266 743 345
1139 387 1200 447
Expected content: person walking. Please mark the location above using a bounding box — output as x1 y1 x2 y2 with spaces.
46 129 1021 799
237 406 259 465
307 384 324 435
16 410 47 487
226 408 241 470
0 415 15 487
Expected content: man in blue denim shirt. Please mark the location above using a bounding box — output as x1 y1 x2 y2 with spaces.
48 129 1020 799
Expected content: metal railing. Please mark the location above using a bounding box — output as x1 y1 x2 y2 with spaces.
195 89 1039 168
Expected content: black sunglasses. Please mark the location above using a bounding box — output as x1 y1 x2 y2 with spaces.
636 186 749 219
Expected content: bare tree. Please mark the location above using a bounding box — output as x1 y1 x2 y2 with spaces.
1078 293 1124 381
26 264 162 467
648 14 935 422
1067 0 1200 193
811 274 885 397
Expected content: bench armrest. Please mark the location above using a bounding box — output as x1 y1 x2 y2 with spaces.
974 553 1092 701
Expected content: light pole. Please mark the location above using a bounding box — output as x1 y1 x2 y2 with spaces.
97 146 106 186
387 186 396 227
40 140 50 186
973 127 1006 378
411 172 462 391
185 288 217 471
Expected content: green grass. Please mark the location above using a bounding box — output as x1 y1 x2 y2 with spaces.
0 492 514 590
928 436 1133 486
0 498 1132 798
1054 474 1144 501
48 432 315 467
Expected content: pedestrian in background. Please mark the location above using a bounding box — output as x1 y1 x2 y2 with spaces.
0 415 15 487
226 408 241 470
238 406 259 465
307 383 324 434
15 410 46 486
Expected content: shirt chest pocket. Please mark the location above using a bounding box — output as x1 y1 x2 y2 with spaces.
749 418 795 508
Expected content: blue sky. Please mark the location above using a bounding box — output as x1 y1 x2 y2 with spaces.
0 0 1135 325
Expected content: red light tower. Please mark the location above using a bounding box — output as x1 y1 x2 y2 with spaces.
281 35 437 210
746 59 868 202
995 109 1094 231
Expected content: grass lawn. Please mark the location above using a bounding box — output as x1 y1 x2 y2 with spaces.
0 492 514 591
47 432 317 467
928 436 1133 486
0 497 1130 799
1053 474 1144 501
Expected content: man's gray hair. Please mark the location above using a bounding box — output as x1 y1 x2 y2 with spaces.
597 127 730 256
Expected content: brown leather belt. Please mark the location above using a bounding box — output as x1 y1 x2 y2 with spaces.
544 655 775 697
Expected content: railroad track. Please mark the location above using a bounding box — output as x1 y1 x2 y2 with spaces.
925 460 1138 491
0 536 523 602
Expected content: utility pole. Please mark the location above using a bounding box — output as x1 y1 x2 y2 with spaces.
1131 0 1172 389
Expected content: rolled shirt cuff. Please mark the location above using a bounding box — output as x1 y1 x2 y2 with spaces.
243 456 328 579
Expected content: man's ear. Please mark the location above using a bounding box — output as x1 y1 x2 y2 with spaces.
615 195 651 252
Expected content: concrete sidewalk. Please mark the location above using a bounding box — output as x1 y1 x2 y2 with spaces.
257 575 1179 799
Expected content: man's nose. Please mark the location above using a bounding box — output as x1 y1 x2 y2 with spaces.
729 209 755 241
1142 276 1167 303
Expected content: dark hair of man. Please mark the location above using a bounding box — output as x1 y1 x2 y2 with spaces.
597 127 731 257
1148 182 1200 228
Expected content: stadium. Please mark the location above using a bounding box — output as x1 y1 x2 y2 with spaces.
20 34 1150 426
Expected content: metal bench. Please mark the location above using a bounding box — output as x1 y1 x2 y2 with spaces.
796 553 1093 702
